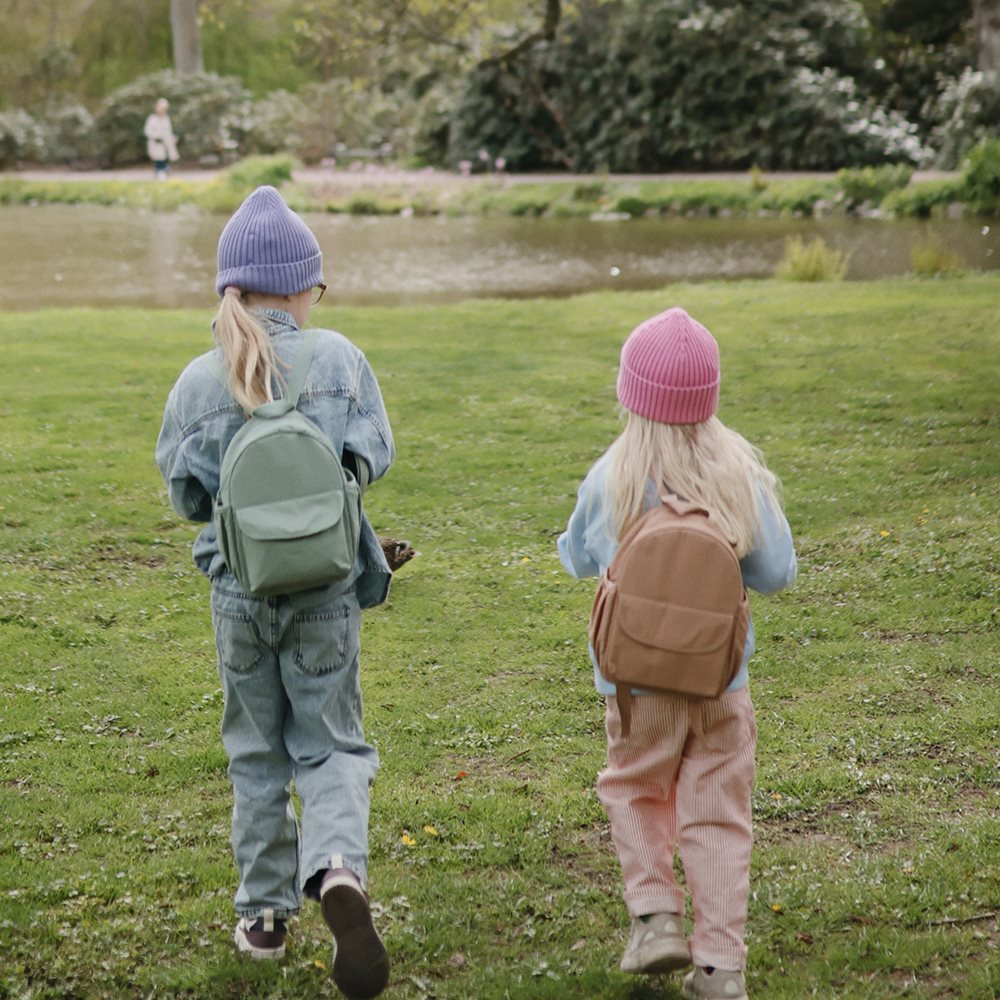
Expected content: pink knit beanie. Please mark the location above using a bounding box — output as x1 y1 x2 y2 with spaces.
616 307 720 424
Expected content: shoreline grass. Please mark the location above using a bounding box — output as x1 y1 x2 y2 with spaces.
1 278 998 999
0 163 969 220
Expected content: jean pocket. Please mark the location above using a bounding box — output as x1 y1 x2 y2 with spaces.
212 604 265 676
293 602 358 677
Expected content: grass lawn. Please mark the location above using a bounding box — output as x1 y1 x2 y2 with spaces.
0 277 997 999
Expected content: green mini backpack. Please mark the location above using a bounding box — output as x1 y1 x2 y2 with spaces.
211 329 366 596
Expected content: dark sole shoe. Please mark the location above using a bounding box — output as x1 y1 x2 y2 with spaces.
321 879 390 999
234 917 286 960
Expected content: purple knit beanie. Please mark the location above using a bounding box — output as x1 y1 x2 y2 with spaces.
215 185 324 297
616 307 720 424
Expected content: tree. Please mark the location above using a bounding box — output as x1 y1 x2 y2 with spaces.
171 0 204 73
973 0 1000 70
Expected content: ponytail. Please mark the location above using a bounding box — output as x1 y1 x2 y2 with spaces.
213 286 283 414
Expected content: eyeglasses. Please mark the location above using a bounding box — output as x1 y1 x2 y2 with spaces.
311 283 327 304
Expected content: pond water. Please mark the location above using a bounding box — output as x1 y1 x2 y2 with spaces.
1 204 996 310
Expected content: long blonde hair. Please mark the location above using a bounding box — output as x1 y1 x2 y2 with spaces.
213 288 282 414
606 413 780 557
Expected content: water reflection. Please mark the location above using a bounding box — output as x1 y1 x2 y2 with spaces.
2 204 997 310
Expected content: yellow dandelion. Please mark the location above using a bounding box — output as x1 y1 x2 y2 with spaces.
401 833 416 847
423 825 439 837
879 530 891 538
771 903 783 913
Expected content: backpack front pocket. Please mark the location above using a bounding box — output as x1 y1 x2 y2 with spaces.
229 487 361 596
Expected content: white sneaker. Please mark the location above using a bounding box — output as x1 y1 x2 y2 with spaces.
682 966 748 999
620 912 691 974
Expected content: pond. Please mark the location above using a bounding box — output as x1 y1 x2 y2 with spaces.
1 204 996 310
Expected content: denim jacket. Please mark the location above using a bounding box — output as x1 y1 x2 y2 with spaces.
557 453 797 694
156 309 396 608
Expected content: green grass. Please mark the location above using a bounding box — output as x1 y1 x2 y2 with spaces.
1 278 998 999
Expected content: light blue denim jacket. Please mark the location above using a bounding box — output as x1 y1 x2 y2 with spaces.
557 453 797 694
156 309 396 608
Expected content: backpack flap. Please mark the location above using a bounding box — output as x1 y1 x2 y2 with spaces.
234 489 345 540
615 594 736 656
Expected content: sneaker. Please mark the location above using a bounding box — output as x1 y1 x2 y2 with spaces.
320 867 390 999
682 966 748 999
234 910 287 960
620 912 691 974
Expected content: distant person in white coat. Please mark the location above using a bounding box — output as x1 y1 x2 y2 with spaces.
143 98 179 180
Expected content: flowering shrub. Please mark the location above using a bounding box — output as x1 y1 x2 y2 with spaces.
925 69 1000 169
0 110 44 169
37 104 96 164
442 0 928 171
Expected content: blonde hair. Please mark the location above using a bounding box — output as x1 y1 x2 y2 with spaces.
213 288 283 414
605 413 780 557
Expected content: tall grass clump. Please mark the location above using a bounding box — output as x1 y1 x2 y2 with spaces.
774 235 849 281
910 234 966 275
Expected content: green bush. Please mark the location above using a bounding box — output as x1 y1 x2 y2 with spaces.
223 155 296 193
613 195 652 217
960 137 1000 215
572 182 607 202
757 180 838 215
91 69 252 167
775 235 850 281
881 178 964 218
290 79 410 164
346 196 383 216
836 164 914 207
242 90 309 157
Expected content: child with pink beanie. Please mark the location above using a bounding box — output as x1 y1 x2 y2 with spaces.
558 307 797 999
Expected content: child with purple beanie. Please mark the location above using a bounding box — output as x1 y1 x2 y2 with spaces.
558 307 797 999
156 186 393 999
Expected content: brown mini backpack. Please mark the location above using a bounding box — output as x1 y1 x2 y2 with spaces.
588 494 750 736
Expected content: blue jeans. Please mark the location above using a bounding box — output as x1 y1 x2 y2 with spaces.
210 575 379 919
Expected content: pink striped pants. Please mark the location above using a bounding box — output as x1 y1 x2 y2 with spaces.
596 687 757 971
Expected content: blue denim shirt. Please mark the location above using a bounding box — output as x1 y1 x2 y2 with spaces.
557 453 797 693
156 309 396 608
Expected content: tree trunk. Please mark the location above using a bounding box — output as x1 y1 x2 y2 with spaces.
974 0 1000 72
171 0 203 74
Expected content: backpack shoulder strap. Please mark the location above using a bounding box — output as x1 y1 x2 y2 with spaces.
252 329 319 419
660 492 709 518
